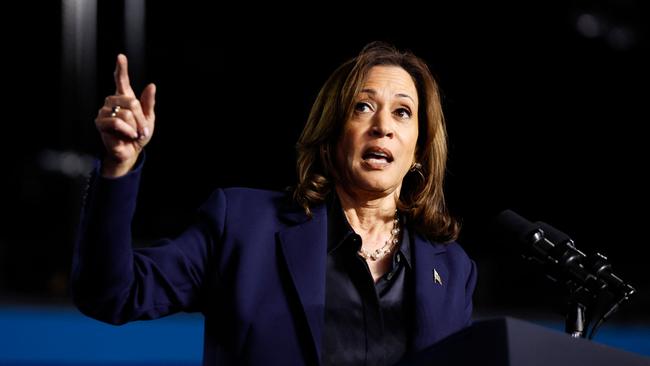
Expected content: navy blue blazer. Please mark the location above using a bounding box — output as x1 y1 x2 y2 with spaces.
72 161 477 366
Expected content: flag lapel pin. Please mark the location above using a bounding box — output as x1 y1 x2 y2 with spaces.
433 269 443 285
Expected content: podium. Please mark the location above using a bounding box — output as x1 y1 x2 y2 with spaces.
400 317 650 366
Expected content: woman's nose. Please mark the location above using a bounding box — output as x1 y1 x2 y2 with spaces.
369 110 394 138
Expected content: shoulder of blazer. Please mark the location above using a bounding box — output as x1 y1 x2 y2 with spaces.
431 239 474 273
199 187 325 226
413 230 473 268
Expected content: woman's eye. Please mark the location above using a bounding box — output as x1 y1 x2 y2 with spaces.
354 102 372 113
395 108 412 119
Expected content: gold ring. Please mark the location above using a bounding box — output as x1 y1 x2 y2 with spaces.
110 105 121 117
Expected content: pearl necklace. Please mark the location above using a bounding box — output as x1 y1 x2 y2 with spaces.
357 211 401 261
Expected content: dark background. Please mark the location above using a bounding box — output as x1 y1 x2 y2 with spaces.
2 0 648 328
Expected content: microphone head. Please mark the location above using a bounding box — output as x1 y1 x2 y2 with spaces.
536 221 584 259
536 221 572 245
493 209 541 245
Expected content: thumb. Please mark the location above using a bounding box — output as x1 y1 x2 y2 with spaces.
140 83 156 119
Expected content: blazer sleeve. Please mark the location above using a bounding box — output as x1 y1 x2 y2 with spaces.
71 156 226 325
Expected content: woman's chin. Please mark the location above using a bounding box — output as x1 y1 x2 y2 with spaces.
349 178 400 196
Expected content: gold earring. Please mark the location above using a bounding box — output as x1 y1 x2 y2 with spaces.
409 162 424 180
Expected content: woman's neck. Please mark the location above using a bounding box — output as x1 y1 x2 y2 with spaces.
335 185 398 237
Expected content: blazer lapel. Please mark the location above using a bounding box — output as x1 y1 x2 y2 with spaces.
411 233 448 351
277 204 328 364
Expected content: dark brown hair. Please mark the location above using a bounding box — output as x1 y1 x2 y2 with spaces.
293 42 459 242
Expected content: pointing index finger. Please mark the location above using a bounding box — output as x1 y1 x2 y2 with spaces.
114 54 135 97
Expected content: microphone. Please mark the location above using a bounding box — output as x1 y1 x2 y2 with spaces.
493 209 635 300
493 209 636 339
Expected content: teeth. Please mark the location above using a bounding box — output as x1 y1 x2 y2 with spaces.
363 149 392 162
367 158 389 164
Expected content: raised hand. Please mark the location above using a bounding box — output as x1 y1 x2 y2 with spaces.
95 54 156 177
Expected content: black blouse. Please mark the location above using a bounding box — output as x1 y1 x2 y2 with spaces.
323 196 412 366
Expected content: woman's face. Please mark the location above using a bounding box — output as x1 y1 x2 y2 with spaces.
336 65 419 197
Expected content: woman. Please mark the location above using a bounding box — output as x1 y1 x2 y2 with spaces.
73 42 476 366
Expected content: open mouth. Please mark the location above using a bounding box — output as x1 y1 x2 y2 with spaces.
362 146 394 167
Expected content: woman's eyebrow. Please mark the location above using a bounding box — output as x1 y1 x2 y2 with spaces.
396 93 415 104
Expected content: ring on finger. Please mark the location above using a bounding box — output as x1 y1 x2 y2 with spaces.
110 105 121 117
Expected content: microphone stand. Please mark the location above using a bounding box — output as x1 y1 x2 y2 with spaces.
566 299 586 338
494 210 636 340
556 250 634 340
524 224 634 339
